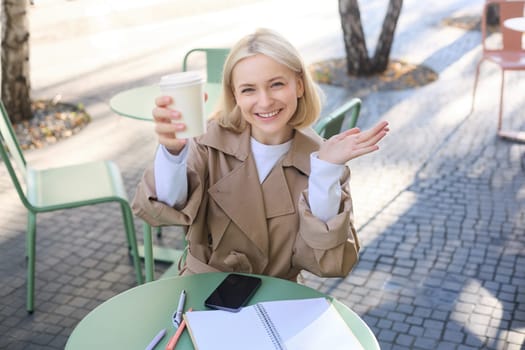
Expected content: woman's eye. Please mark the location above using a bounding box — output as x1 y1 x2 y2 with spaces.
271 81 284 88
241 87 255 94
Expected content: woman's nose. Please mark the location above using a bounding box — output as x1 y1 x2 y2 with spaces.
257 90 273 107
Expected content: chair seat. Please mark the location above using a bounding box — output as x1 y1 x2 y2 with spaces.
26 160 129 210
484 52 525 69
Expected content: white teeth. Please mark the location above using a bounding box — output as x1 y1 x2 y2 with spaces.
257 110 279 118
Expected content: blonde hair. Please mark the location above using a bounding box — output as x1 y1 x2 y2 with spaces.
212 28 322 132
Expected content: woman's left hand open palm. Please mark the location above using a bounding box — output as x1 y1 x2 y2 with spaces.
318 120 389 164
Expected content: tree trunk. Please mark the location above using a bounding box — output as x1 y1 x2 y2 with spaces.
486 3 499 26
339 0 403 76
372 0 403 72
1 0 32 123
339 0 371 75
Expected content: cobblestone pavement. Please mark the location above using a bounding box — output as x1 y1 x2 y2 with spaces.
1 0 524 349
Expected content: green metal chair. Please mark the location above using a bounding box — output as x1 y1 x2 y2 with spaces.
0 101 143 312
183 47 230 118
314 97 362 139
141 223 186 282
182 48 230 84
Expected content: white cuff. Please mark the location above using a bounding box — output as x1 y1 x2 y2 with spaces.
308 152 345 222
154 144 189 207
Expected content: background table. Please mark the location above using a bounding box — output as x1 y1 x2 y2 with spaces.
503 17 525 32
65 272 379 350
110 83 221 121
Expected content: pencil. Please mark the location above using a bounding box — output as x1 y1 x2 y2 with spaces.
166 308 193 350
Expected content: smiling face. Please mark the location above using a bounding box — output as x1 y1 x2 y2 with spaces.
231 54 304 145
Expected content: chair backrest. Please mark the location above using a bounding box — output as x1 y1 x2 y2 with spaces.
313 98 362 139
482 0 525 53
182 48 230 84
0 101 31 208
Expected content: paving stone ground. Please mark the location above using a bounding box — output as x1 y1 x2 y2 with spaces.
1 0 524 349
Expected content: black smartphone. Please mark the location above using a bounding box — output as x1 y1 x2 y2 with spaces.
204 273 262 312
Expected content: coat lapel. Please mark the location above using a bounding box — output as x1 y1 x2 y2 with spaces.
208 153 269 254
202 123 269 255
262 127 320 218
261 164 295 218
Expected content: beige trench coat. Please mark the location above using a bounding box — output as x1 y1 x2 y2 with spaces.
132 120 360 281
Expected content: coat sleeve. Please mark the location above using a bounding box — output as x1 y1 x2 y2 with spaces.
292 167 360 277
131 139 208 227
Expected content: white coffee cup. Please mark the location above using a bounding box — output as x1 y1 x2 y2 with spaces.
159 71 206 138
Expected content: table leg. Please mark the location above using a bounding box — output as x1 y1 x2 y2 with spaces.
142 222 155 282
139 222 185 282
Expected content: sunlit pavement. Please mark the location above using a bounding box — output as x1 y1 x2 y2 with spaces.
1 0 524 349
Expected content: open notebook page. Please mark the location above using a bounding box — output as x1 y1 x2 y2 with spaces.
263 297 364 350
184 297 364 350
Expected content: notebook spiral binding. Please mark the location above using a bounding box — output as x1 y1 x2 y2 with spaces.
254 304 286 350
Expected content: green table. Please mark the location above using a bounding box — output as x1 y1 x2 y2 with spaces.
109 83 221 121
65 273 379 349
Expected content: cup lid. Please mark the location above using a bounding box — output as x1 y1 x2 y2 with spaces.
159 71 204 87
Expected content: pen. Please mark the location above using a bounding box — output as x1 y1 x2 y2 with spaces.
166 308 193 350
173 289 186 328
145 328 166 350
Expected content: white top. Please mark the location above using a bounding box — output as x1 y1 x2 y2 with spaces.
154 140 345 222
250 137 292 183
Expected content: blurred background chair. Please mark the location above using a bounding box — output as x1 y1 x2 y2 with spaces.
183 47 230 117
0 101 143 312
182 47 231 83
314 97 362 139
471 0 525 141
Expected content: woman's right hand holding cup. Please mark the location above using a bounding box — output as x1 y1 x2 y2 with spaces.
153 96 187 155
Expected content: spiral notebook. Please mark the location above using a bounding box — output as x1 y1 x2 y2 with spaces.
183 297 365 350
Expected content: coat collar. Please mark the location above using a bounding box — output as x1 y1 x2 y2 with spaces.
197 120 323 176
282 126 322 176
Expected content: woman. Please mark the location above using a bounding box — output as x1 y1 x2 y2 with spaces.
132 28 389 281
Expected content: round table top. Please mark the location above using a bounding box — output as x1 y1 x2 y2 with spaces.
65 272 379 349
504 17 525 32
109 83 221 121
110 85 160 121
